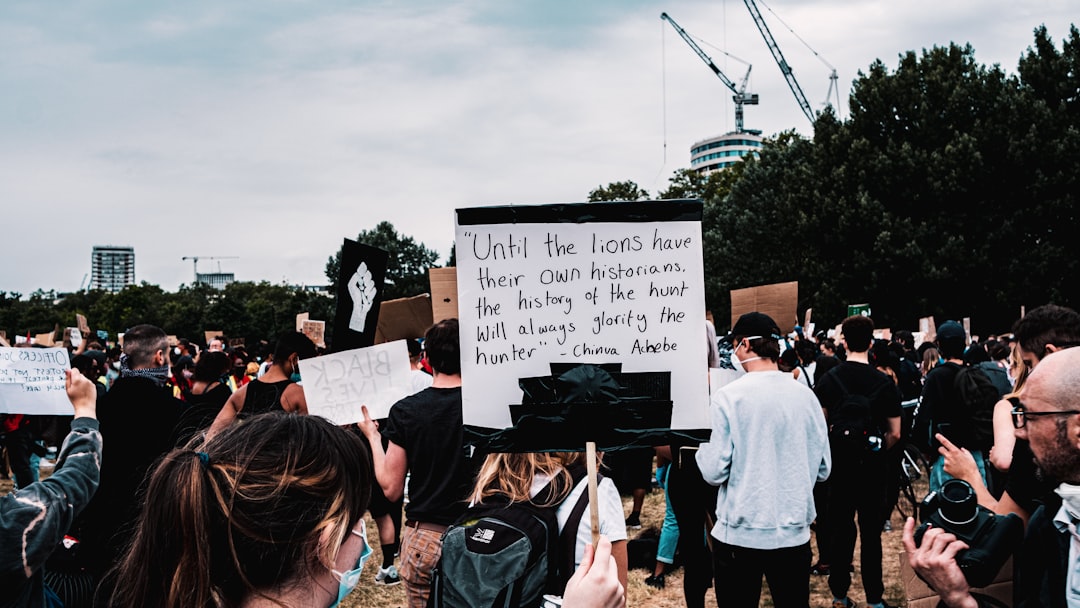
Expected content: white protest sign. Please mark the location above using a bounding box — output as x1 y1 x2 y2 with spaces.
299 340 412 425
0 347 72 415
68 327 83 349
456 202 709 431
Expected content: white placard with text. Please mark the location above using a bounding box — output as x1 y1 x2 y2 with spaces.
456 210 709 430
299 340 412 425
0 347 72 415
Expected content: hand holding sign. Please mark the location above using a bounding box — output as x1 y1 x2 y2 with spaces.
348 262 378 332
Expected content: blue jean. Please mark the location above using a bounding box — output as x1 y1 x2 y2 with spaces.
656 463 680 564
929 450 987 494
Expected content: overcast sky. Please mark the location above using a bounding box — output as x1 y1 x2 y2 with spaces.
1 0 1074 295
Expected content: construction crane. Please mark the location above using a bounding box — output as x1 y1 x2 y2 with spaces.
742 0 815 124
181 256 238 284
661 12 760 134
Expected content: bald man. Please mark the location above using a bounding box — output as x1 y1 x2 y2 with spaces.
905 346 1080 607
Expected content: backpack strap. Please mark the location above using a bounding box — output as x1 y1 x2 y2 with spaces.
557 464 603 593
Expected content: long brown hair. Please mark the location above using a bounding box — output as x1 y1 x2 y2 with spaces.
469 451 590 507
105 413 371 608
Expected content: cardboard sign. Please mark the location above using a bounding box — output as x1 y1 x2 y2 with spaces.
430 267 459 323
302 320 326 349
332 239 389 352
962 317 972 342
803 308 812 329
296 312 309 332
228 338 246 348
167 335 179 347
299 340 412 424
34 332 56 347
0 333 9 348
901 552 1011 608
0 347 72 415
456 200 708 432
76 314 90 335
730 281 799 334
204 331 223 346
375 294 433 344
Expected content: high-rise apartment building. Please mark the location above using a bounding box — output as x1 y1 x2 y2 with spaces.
91 246 135 293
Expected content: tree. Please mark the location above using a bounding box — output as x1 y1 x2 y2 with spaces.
587 181 649 202
325 221 442 300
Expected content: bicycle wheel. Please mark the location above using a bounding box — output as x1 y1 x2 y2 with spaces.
894 444 929 520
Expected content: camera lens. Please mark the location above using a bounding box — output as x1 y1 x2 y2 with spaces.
938 479 978 525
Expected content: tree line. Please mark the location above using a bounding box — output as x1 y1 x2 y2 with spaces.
2 25 1077 342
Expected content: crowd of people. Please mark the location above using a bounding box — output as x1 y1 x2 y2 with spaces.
1 321 624 608
3 303 1080 608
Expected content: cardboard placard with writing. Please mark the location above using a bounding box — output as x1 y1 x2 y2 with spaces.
76 314 90 335
302 320 326 349
296 312 309 333
374 294 433 344
0 348 72 415
299 340 412 424
729 281 799 334
332 239 389 352
455 200 708 435
228 338 245 349
167 335 179 347
430 267 459 323
900 552 1011 608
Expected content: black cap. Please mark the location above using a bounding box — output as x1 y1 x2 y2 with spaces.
727 312 783 341
937 321 966 341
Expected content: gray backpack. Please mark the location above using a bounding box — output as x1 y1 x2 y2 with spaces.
428 466 594 608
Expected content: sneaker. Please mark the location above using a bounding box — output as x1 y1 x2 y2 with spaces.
625 513 642 529
810 562 830 576
831 598 855 608
375 565 401 586
883 520 893 532
643 573 666 589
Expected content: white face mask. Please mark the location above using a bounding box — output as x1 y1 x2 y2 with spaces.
731 337 764 371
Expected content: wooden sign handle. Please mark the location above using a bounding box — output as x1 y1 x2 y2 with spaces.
586 441 600 547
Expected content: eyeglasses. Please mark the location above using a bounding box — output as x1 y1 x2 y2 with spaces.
1010 402 1080 429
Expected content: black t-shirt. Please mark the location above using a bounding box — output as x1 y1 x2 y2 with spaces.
815 361 902 470
381 387 478 525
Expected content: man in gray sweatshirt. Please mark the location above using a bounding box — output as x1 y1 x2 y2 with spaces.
697 311 831 608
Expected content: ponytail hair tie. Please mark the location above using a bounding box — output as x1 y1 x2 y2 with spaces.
196 452 211 467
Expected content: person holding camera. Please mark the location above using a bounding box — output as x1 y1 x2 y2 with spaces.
905 345 1080 607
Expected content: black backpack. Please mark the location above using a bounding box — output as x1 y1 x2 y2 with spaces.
953 365 1001 451
428 466 597 608
825 370 880 454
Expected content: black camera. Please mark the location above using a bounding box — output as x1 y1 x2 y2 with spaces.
913 479 1024 588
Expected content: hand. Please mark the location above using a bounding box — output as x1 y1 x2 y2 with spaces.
937 433 979 485
902 517 978 608
356 405 380 441
66 369 97 419
563 536 624 608
347 262 378 333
